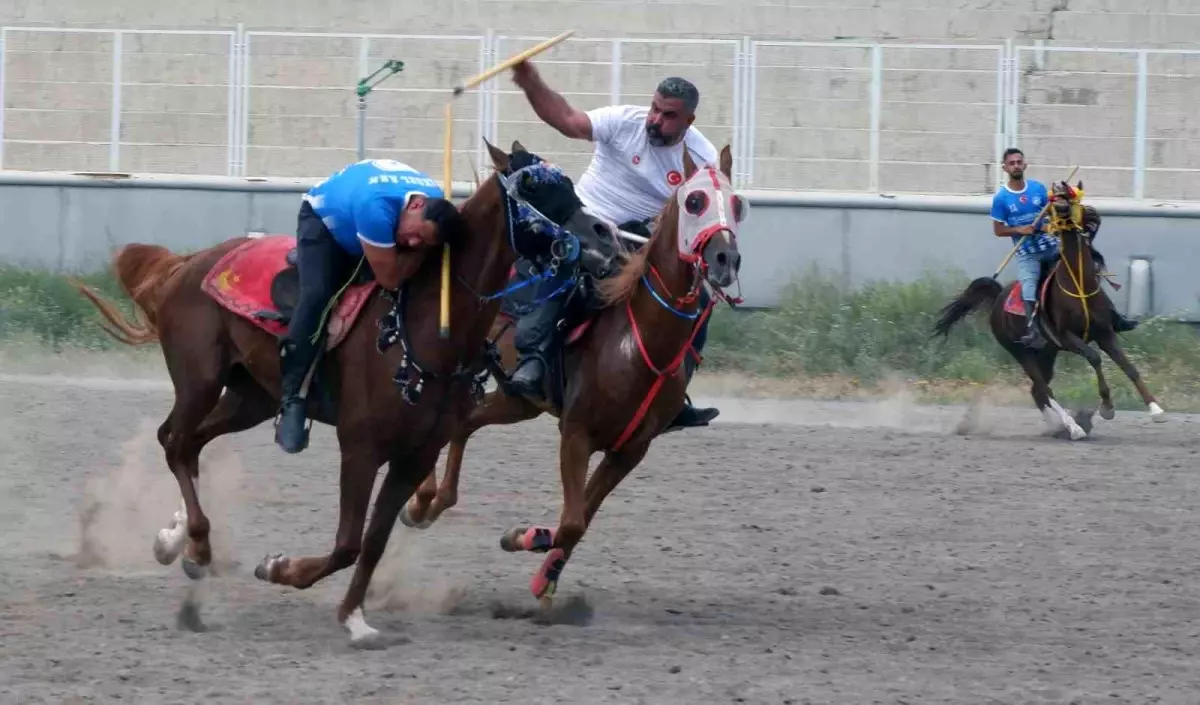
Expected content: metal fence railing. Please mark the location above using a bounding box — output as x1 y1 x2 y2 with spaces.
4 25 1200 199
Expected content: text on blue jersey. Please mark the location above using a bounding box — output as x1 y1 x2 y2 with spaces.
304 159 445 257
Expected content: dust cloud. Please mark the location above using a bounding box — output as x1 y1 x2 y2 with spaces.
75 418 246 576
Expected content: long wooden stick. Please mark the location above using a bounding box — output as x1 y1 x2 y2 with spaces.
439 103 453 338
438 29 576 339
452 30 575 96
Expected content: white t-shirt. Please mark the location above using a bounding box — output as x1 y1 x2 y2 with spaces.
574 104 719 226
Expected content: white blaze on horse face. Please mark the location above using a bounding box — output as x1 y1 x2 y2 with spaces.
675 165 746 258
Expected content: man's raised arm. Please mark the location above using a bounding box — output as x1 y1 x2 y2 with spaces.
512 61 594 141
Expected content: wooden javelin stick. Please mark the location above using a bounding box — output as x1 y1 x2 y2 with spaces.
992 165 1079 279
453 30 575 97
438 29 576 338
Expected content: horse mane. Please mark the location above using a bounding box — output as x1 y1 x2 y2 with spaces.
596 196 679 306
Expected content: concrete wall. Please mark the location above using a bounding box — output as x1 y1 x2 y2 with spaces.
3 1 1200 198
2 172 1197 320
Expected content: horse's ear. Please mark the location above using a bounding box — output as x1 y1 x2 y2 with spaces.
484 137 509 171
682 144 697 179
511 139 527 154
719 144 733 180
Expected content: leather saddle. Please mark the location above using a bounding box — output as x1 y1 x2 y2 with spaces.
257 247 371 324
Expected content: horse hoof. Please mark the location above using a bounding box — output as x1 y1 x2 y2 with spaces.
499 527 525 553
399 505 432 530
1100 406 1115 421
1149 402 1167 422
1069 425 1088 441
254 553 284 582
181 555 208 581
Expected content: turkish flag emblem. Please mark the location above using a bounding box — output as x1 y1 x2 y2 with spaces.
1019 195 1028 203
666 170 683 186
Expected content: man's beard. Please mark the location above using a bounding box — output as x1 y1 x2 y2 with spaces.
646 123 674 146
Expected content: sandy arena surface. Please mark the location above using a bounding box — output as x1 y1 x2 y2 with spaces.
2 372 1200 704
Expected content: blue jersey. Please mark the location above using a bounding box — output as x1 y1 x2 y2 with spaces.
991 180 1056 256
303 159 445 257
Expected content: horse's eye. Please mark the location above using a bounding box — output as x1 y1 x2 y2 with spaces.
685 191 708 215
731 195 747 222
521 172 536 190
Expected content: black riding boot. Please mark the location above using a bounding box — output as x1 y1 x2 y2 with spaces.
666 353 720 431
1019 300 1046 349
1111 309 1139 332
276 336 317 453
508 297 567 399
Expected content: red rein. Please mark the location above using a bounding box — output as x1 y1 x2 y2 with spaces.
611 259 715 452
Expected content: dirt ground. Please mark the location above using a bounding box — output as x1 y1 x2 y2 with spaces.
2 372 1200 704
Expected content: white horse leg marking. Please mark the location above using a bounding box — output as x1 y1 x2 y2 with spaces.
343 607 380 643
1149 401 1166 422
1048 397 1086 440
153 500 188 565
1041 405 1063 431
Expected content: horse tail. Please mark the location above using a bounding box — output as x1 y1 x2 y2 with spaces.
931 276 1003 338
72 243 194 346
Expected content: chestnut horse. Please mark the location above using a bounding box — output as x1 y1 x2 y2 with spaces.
933 180 1166 439
402 144 745 603
72 139 617 644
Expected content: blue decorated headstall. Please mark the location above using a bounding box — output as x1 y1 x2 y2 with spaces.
497 161 581 270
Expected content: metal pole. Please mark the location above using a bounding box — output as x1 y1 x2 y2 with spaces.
226 29 238 176
357 97 367 161
355 59 405 162
0 28 7 169
744 39 753 184
994 44 1006 190
490 34 501 145
868 44 882 192
357 37 369 161
610 38 621 105
110 30 123 172
732 39 742 186
1133 50 1149 199
1010 46 1021 149
476 34 488 171
241 32 251 176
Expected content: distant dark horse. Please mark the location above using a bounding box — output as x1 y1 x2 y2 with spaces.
933 181 1166 439
72 139 618 645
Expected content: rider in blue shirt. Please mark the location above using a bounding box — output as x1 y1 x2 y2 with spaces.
991 148 1137 348
277 158 467 454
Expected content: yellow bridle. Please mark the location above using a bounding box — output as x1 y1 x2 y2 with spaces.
1045 186 1101 340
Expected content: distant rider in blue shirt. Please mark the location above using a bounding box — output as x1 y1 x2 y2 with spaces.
277 158 467 454
990 148 1136 348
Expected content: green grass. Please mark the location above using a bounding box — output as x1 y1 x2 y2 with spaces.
0 265 138 351
700 263 1200 411
4 262 1199 410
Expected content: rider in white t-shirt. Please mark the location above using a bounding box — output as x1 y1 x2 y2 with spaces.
507 61 720 431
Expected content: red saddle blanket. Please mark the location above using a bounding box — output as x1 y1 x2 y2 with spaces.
1002 264 1058 316
200 235 378 350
